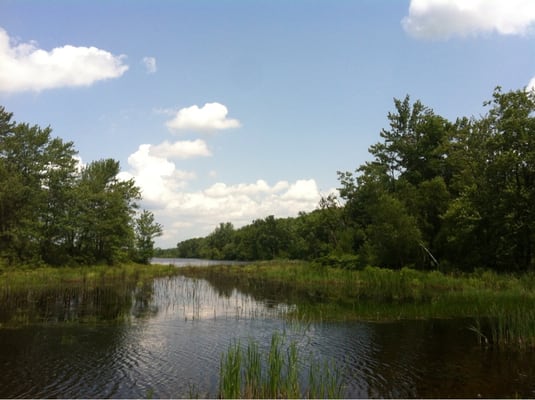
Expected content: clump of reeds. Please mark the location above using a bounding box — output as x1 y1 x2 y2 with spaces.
219 331 343 399
470 305 535 350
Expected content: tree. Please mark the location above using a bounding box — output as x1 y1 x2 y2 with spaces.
73 159 141 264
0 108 78 265
0 105 168 267
135 210 163 264
362 193 422 269
369 95 451 186
444 88 535 271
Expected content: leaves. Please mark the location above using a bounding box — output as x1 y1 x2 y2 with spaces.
0 109 148 266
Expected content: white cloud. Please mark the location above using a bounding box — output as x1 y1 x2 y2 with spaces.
166 102 241 132
528 76 535 92
402 0 535 39
142 56 157 74
73 155 86 173
118 143 199 208
150 139 212 159
282 179 321 201
121 142 329 245
0 28 128 93
146 178 326 246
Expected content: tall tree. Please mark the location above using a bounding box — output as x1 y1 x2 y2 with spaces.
0 109 78 265
134 210 163 264
74 159 141 264
448 88 535 271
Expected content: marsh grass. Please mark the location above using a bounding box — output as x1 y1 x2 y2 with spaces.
470 305 535 349
179 262 535 349
219 331 343 399
0 263 180 326
178 262 535 323
0 263 179 289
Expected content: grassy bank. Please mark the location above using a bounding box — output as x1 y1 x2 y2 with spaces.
178 261 535 347
0 263 180 326
0 263 180 290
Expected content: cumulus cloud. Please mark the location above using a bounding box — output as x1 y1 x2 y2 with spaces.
402 0 535 39
149 178 326 246
120 141 329 245
150 139 212 159
0 28 128 93
528 76 535 92
166 102 241 132
118 143 198 208
142 56 157 74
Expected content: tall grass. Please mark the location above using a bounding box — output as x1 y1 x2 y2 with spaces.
0 263 180 326
470 305 535 349
179 262 535 349
219 332 343 399
0 263 179 291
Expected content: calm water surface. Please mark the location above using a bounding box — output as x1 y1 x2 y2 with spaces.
151 257 247 267
1 265 535 398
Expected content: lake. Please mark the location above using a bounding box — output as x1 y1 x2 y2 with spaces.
1 262 534 398
151 257 247 267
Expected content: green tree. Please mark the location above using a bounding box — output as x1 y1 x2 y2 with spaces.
444 88 535 271
135 210 163 264
369 95 451 186
0 108 78 265
206 222 237 259
73 159 141 264
362 193 422 269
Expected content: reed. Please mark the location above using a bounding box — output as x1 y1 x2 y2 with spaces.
307 359 342 399
219 331 343 399
0 263 180 326
178 262 535 322
0 263 179 291
219 341 242 399
471 305 535 349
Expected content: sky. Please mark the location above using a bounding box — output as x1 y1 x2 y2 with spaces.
1 0 535 248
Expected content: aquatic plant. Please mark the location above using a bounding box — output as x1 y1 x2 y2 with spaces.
219 331 343 399
178 261 535 322
0 263 180 326
470 305 535 349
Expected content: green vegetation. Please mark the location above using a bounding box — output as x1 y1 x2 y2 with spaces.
175 87 535 274
470 306 535 350
0 263 179 326
0 263 178 288
0 106 162 267
219 331 343 399
179 262 535 343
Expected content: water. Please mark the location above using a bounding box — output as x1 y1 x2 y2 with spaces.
151 257 247 267
1 273 535 398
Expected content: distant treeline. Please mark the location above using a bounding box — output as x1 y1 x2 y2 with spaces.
0 107 162 267
170 87 535 272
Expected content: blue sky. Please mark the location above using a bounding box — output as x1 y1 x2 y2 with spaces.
1 0 535 247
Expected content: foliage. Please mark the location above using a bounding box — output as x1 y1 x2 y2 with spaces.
5 85 535 272
174 87 535 273
134 210 163 264
0 106 162 266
